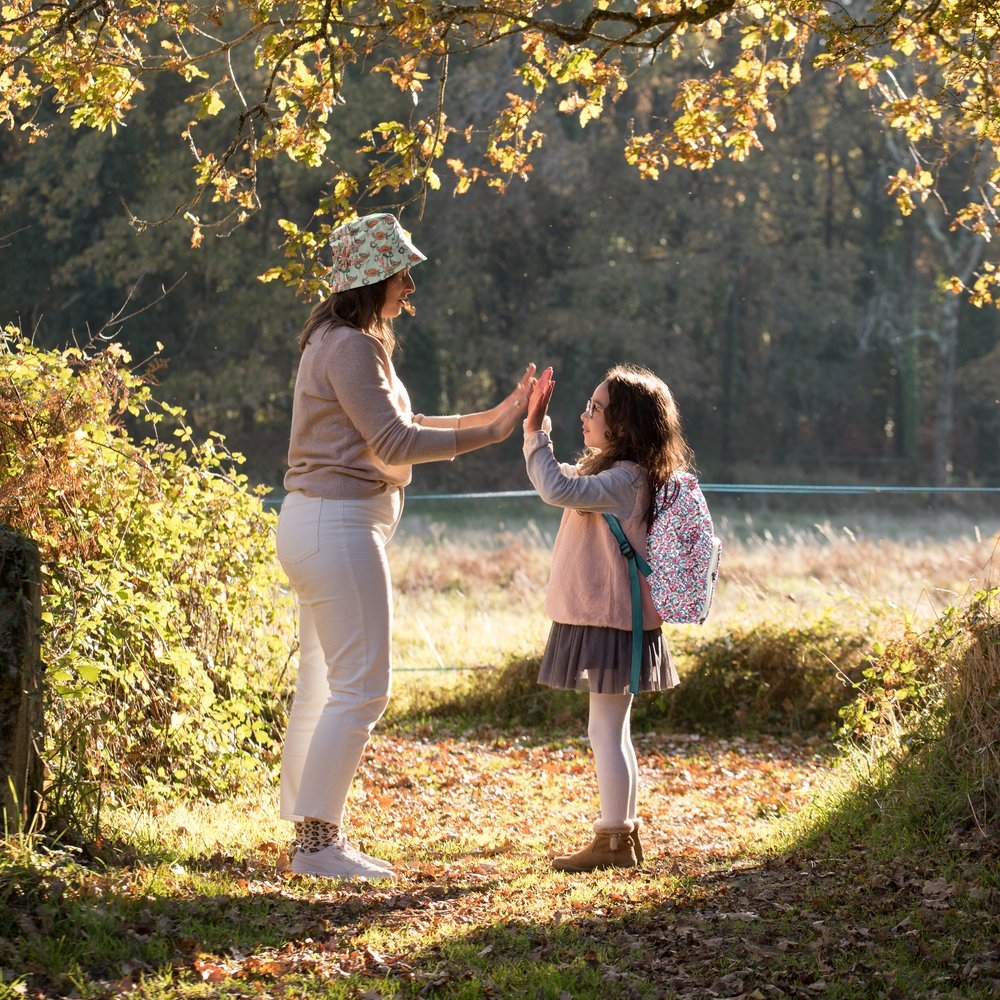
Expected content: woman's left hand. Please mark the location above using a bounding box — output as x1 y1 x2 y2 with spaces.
505 363 536 416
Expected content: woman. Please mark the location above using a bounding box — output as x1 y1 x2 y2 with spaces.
277 213 534 880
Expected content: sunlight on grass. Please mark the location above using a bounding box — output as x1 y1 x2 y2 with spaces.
386 501 1000 703
103 792 288 863
7 500 1000 999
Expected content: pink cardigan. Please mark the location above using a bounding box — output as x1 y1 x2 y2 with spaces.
524 430 662 632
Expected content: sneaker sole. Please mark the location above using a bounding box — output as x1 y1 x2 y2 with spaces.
290 860 395 880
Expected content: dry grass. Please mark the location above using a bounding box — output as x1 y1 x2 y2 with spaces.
387 502 1000 680
390 516 555 674
942 592 1000 813
715 513 999 632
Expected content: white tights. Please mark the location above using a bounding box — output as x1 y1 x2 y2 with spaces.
587 691 638 825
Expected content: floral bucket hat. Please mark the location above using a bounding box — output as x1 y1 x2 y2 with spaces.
328 213 426 294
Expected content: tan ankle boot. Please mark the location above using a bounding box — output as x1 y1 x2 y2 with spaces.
630 820 644 865
551 822 637 872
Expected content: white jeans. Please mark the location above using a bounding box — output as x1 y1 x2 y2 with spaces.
276 489 403 825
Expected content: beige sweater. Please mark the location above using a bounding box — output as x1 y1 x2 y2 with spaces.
284 324 458 498
523 430 662 631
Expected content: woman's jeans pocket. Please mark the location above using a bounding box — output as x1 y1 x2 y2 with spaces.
277 493 322 568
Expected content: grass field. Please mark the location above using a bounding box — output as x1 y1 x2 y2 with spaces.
3 498 999 998
389 495 1000 681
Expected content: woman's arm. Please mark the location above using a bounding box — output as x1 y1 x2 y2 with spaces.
331 333 457 465
416 364 538 430
452 393 532 454
425 364 538 455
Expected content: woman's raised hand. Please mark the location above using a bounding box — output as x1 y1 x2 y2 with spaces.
487 363 538 441
509 363 536 412
525 367 554 433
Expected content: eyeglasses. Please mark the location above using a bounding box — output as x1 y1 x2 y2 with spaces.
584 398 605 418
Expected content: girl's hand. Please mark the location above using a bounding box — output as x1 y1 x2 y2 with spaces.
525 367 554 433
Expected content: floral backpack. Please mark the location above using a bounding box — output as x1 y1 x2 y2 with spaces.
604 471 722 693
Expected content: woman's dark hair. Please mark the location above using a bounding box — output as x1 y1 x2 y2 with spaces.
578 363 694 526
297 278 394 353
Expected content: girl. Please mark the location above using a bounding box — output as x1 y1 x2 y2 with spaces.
523 364 692 871
278 213 534 880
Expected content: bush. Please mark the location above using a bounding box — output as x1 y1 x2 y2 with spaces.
636 620 873 735
387 619 875 740
834 587 1000 838
0 331 295 834
384 655 587 736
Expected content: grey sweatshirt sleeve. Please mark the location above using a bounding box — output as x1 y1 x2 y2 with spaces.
523 429 637 519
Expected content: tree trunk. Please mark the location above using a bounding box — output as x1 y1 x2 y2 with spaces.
896 335 920 479
924 226 984 489
931 292 960 488
0 524 43 834
720 252 748 472
895 221 921 481
882 129 990 490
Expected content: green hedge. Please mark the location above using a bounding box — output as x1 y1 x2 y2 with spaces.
1 331 295 834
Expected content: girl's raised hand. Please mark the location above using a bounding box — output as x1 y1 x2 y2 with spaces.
525 367 554 433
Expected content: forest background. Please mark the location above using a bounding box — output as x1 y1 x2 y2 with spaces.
3 2 1000 497
3 6 1000 994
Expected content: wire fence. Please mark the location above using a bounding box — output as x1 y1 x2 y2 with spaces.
264 483 1000 508
408 484 1000 499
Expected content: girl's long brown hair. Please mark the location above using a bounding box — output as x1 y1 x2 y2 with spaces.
578 364 695 527
297 279 395 353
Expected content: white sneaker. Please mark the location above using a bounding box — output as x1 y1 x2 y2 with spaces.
289 837 392 871
342 839 395 873
291 839 395 880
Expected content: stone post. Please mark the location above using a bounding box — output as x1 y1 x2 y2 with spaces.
0 524 43 833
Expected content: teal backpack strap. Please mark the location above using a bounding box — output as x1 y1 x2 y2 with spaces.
603 514 652 696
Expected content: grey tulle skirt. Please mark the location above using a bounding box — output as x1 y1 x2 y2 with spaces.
537 622 679 694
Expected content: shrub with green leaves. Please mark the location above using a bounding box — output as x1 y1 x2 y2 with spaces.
835 592 1000 747
833 587 1000 836
0 330 295 834
837 627 948 743
637 619 874 736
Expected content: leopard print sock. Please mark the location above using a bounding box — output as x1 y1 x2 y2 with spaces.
297 818 339 853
